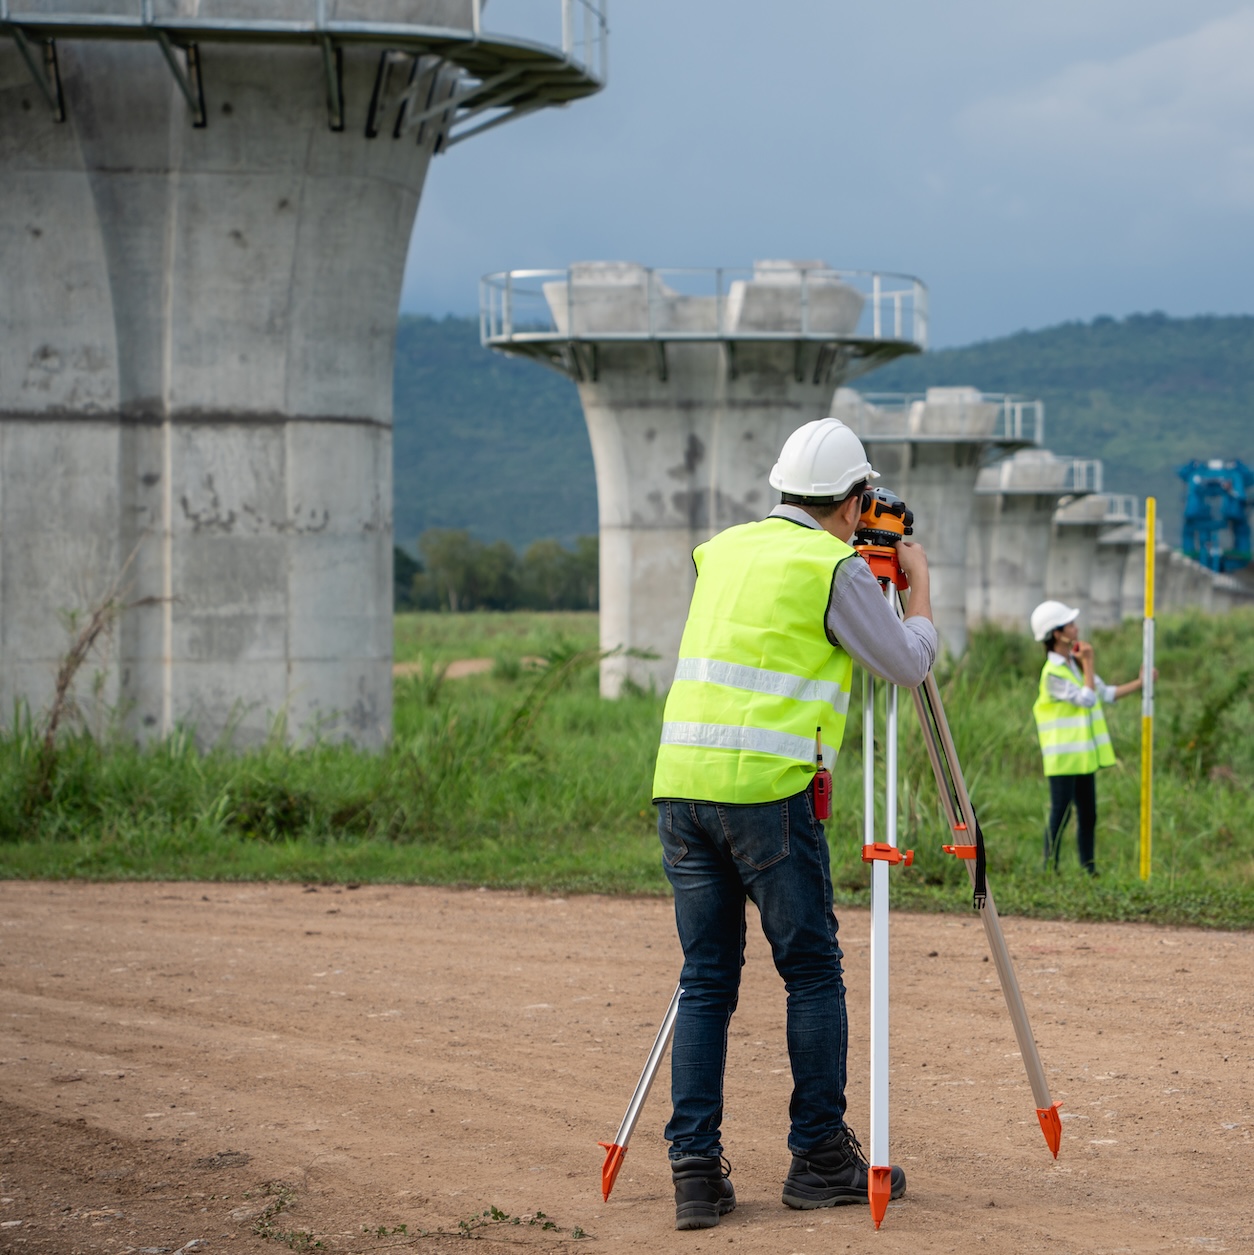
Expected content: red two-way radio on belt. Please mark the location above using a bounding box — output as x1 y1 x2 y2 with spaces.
812 726 832 820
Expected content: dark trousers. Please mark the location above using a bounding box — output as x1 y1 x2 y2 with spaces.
657 791 847 1159
1044 772 1098 874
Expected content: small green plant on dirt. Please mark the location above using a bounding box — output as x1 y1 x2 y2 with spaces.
252 1180 322 1250
389 1206 584 1241
458 1207 559 1237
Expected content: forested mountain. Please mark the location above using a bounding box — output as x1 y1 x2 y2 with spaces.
392 312 1254 550
392 316 592 551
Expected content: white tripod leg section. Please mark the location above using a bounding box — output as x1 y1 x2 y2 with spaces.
867 664 897 1226
600 983 681 1199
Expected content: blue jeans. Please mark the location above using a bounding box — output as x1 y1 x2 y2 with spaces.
657 790 848 1160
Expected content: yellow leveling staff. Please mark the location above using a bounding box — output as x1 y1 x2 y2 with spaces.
1140 497 1156 881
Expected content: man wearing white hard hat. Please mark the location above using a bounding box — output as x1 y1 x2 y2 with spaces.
1030 599 1148 875
652 418 938 1230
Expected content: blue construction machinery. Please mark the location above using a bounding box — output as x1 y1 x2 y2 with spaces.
1177 459 1253 572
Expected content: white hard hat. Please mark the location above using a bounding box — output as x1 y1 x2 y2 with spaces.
769 418 880 499
1030 600 1080 642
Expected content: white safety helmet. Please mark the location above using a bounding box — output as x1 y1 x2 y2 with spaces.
1030 600 1080 643
769 418 880 500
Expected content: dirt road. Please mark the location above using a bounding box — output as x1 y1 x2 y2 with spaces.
1 881 1250 1255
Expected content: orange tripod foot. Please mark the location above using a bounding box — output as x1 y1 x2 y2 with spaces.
599 1142 627 1201
1036 1101 1063 1158
868 1165 892 1229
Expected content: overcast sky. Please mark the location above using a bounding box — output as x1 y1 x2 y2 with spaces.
399 0 1254 348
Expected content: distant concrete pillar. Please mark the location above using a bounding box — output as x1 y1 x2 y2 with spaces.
837 386 1042 656
483 261 927 694
967 449 1102 633
1118 517 1168 619
1045 494 1122 628
1088 508 1141 629
0 3 605 744
1090 529 1134 627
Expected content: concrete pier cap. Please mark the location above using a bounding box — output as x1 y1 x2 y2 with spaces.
0 0 607 747
967 448 1102 635
835 385 1043 656
482 260 928 695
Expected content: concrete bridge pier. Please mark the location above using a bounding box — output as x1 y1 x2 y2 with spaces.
0 1 606 745
836 386 1042 656
1117 518 1169 620
967 449 1101 634
1088 517 1140 629
483 261 927 695
1044 493 1133 630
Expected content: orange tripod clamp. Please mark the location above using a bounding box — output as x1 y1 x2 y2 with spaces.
862 843 914 867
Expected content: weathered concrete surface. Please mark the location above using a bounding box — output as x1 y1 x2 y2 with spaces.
0 14 467 744
1043 493 1112 630
1161 549 1219 613
1117 522 1171 623
967 451 1094 633
544 262 876 696
839 386 1024 658
1089 521 1139 628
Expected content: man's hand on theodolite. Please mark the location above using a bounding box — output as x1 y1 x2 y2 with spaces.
894 539 932 624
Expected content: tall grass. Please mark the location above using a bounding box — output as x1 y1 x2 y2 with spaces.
1 609 1252 928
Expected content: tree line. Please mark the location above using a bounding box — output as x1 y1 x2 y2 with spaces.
394 531 597 612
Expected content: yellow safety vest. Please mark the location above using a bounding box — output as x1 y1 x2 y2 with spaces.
1032 658 1116 777
652 517 855 804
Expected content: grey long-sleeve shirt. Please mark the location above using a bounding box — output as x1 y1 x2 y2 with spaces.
769 505 939 688
1044 649 1117 707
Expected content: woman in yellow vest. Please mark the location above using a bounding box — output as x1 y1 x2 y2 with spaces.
653 419 938 1230
1030 600 1147 875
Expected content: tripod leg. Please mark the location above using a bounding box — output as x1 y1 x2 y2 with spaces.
865 670 893 1227
912 672 1063 1158
600 983 681 1200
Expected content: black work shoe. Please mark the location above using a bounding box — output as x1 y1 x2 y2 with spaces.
781 1126 906 1209
672 1154 736 1230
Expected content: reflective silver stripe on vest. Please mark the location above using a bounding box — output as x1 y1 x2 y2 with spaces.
1041 739 1099 757
673 657 850 713
660 720 838 765
1036 715 1094 733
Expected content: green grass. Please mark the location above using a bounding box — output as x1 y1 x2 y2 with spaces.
1 610 1252 930
393 609 598 667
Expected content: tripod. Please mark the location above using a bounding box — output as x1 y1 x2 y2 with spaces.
858 539 1063 1230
